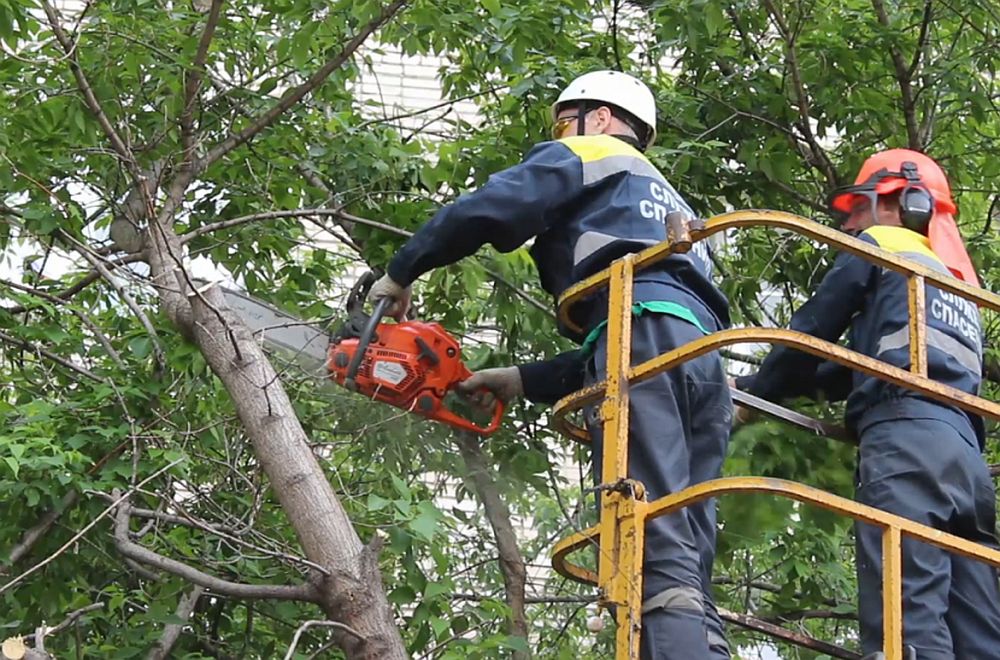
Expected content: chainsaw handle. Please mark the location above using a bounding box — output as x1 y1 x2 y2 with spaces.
343 295 392 391
345 271 378 315
434 395 505 436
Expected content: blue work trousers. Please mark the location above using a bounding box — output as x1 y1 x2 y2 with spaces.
855 400 1000 659
585 312 732 660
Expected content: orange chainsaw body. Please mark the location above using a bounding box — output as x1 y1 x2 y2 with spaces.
327 276 503 435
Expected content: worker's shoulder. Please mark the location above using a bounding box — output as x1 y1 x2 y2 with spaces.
862 225 939 262
555 134 649 163
552 135 666 185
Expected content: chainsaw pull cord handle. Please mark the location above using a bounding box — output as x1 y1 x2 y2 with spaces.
343 295 392 391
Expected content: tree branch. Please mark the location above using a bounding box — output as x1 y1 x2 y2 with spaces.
114 503 240 535
451 592 594 604
0 252 145 315
907 0 934 78
60 233 166 369
719 608 860 659
26 602 105 644
39 0 137 175
331 210 552 316
201 0 409 169
283 620 365 660
1 278 126 367
455 432 529 657
770 177 828 214
719 607 861 660
3 602 105 659
353 86 503 130
676 78 799 140
6 440 132 568
183 205 554 317
181 207 363 243
113 495 320 603
181 0 225 163
761 0 839 186
0 329 103 383
0 460 182 596
5 491 80 567
760 608 856 623
147 585 204 660
870 0 922 149
116 499 331 575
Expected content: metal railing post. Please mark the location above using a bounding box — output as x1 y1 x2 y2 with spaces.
598 255 646 658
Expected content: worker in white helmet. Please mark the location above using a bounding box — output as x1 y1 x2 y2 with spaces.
370 70 732 659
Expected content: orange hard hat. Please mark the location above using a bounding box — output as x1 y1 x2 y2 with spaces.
829 149 957 215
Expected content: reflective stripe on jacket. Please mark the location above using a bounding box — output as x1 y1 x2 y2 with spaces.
387 134 729 343
738 225 984 444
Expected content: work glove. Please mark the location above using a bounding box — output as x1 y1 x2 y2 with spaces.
368 273 412 321
456 366 523 407
728 377 755 426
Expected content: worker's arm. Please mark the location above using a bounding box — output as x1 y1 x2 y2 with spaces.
387 141 583 286
734 241 877 403
813 360 854 401
737 360 854 402
457 350 586 407
516 349 587 405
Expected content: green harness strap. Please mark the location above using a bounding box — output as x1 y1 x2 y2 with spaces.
578 301 709 359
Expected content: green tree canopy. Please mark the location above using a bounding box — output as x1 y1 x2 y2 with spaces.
1 0 997 657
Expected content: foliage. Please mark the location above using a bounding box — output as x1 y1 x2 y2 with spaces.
1 0 998 657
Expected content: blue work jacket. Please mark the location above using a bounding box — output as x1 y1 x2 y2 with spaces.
737 226 984 446
387 134 730 403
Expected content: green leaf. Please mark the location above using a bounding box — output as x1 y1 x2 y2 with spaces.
409 502 441 541
501 635 530 652
703 2 725 36
367 493 390 511
129 336 152 359
424 579 451 599
431 615 451 637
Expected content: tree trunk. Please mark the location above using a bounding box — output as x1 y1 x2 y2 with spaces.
144 217 406 659
456 432 530 657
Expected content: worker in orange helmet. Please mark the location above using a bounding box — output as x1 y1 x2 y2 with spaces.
832 149 979 286
734 149 1000 659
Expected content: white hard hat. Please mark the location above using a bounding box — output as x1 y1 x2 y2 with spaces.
552 70 657 147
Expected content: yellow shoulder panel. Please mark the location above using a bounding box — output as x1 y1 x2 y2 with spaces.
863 225 942 263
557 134 647 164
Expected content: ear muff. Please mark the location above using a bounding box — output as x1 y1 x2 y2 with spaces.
898 162 934 234
900 186 934 233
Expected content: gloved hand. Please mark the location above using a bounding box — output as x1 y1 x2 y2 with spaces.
728 377 755 426
368 273 412 321
456 366 523 407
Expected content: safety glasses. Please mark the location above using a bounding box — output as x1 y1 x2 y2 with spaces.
840 191 880 232
828 166 913 225
551 115 578 140
827 184 880 226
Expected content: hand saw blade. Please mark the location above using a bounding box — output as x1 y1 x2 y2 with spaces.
731 388 854 444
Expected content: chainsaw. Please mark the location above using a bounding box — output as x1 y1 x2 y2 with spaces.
217 279 849 442
325 272 504 435
214 272 503 435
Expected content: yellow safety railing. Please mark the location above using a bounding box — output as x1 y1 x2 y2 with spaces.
550 210 1000 660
